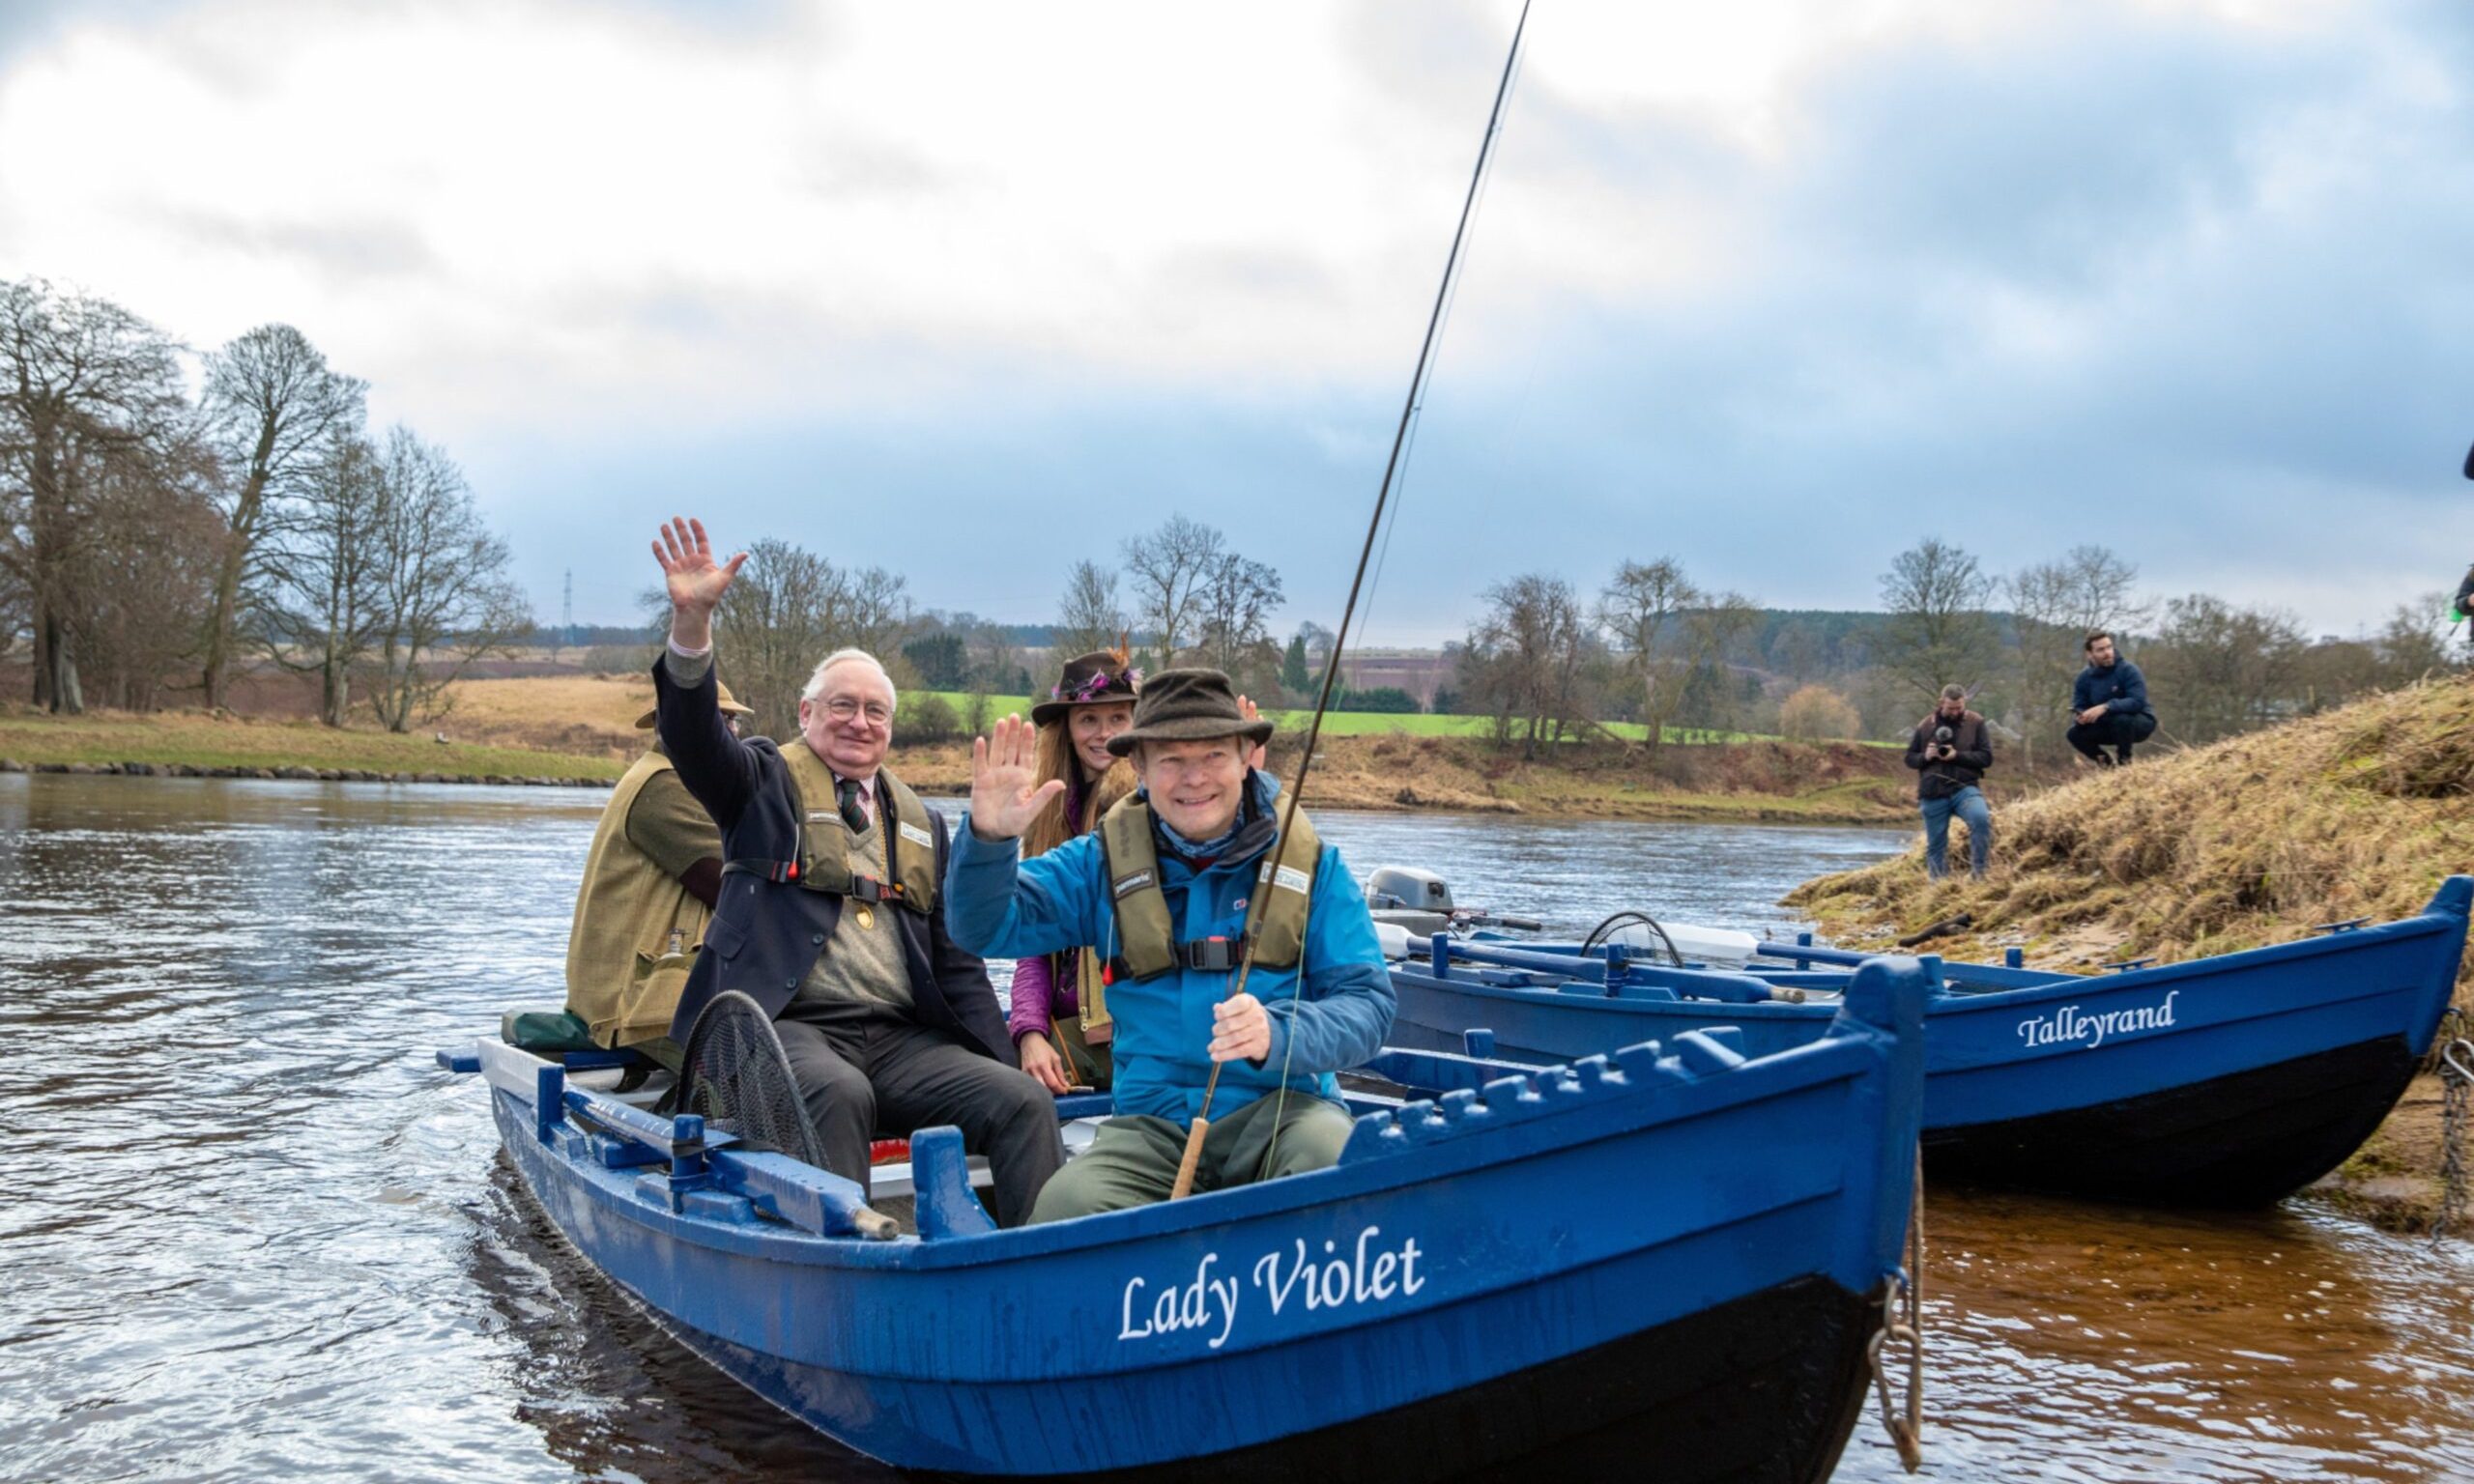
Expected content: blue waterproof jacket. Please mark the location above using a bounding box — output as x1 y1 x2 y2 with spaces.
945 773 1395 1125
2072 658 2153 719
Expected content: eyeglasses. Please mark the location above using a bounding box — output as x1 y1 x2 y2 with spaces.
822 698 892 728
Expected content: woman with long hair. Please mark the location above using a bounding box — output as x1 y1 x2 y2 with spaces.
1008 648 1141 1093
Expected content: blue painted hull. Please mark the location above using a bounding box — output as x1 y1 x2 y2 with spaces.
1390 878 2471 1207
457 962 1930 1479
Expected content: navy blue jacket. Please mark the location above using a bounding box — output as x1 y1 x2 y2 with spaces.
650 656 1014 1064
2072 658 2153 719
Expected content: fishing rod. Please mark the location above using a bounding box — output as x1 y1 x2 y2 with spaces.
1170 0 1534 1200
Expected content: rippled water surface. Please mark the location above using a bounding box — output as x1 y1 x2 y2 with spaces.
4 774 2471 1483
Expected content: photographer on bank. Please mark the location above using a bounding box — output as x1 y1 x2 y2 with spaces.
1905 683 1994 880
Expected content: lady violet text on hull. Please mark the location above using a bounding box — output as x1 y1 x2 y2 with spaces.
1118 1225 1427 1352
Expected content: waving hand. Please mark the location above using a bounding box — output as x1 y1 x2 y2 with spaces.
968 713 1066 841
651 517 747 650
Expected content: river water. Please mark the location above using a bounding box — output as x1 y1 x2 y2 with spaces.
3 774 2470 1484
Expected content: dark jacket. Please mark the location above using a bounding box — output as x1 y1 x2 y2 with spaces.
1904 709 1992 802
2071 658 2152 720
651 656 1014 1064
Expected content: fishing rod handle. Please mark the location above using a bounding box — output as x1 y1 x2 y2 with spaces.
1168 1115 1212 1201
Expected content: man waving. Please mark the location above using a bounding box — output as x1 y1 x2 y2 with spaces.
944 669 1394 1224
647 517 1061 1225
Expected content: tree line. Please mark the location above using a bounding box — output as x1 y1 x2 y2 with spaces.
0 278 527 727
697 512 1294 741
1444 539 2464 760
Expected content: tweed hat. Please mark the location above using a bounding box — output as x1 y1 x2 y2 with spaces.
636 679 755 729
1106 668 1274 756
1029 649 1142 728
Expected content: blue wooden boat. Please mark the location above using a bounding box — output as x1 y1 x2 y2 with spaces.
438 959 1928 1481
1388 877 2471 1209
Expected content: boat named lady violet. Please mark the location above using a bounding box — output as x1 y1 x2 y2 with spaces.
438 957 1928 1481
1386 876 2470 1209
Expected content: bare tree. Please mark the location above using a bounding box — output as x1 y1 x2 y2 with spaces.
361 427 529 732
715 538 837 738
2009 544 2143 765
1676 592 1763 736
1598 556 1700 752
69 434 226 711
827 563 916 663
710 541 917 736
1053 559 1127 658
260 434 388 725
1121 514 1225 663
2373 594 2463 687
1194 553 1283 682
1877 536 1997 706
1460 574 1595 758
199 324 366 708
2143 592 2306 743
0 278 188 713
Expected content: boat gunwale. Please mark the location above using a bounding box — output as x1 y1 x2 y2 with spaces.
475 1014 1899 1274
1406 890 2465 1032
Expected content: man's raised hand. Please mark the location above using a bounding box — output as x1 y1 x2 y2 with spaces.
652 517 747 650
968 713 1066 841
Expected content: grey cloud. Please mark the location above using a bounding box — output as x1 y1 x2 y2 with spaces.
169 211 440 280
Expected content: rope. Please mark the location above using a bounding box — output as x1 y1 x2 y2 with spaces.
2433 1008 2471 1243
1868 1150 1926 1471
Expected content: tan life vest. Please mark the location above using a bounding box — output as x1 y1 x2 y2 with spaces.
564 752 716 1047
776 742 941 916
1096 793 1318 981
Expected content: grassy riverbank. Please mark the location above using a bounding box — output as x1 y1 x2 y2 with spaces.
1782 673 2474 1231
0 706 624 782
0 673 1913 822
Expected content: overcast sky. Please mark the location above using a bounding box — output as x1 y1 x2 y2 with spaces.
4 0 2468 642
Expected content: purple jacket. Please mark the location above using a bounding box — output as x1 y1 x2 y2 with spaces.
1007 777 1092 1043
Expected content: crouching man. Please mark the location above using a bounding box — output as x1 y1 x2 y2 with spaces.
945 669 1395 1223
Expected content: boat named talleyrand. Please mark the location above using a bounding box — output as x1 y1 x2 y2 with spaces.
1388 876 2472 1208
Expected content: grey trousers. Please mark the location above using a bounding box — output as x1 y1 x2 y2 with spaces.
1028 1091 1356 1225
775 997 1064 1226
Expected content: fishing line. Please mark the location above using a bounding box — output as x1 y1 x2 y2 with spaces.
1350 34 1531 662
1178 0 1535 1197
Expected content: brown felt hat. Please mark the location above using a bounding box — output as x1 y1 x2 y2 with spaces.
1106 668 1273 756
1030 649 1142 728
636 679 754 729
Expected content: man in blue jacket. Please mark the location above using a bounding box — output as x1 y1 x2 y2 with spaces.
2066 631 2158 767
946 668 1395 1223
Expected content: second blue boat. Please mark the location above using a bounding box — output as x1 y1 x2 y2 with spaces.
1389 876 2471 1207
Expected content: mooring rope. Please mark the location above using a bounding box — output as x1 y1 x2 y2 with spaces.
1869 1151 1926 1471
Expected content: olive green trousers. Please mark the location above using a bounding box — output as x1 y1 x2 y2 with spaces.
1028 1091 1355 1225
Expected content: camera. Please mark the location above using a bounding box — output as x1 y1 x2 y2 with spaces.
1933 726 1954 746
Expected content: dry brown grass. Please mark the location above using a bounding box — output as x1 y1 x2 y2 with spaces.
436 674 653 758
1786 673 2474 978
1783 675 2474 1231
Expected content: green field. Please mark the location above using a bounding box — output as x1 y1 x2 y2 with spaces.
918 692 1800 745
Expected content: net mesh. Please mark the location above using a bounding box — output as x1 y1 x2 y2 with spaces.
674 990 826 1169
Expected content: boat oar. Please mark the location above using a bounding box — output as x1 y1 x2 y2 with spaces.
1167 0 1533 1199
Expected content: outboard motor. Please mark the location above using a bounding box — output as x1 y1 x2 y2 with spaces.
1367 867 1453 915
1364 866 1542 945
1366 867 1457 938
